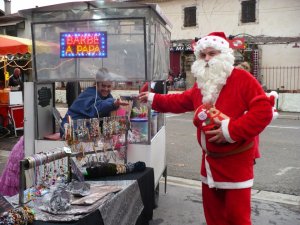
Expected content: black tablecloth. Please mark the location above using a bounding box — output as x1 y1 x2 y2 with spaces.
33 167 155 225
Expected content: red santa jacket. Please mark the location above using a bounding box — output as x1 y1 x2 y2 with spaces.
151 68 273 189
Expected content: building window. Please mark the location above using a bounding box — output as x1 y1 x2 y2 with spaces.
0 27 5 35
5 25 17 36
184 6 197 27
241 0 256 23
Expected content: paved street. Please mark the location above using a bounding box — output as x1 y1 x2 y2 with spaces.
150 177 300 225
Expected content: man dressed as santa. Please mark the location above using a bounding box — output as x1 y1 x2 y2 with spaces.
139 32 276 225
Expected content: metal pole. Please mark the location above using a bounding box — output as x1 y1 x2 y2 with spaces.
276 88 279 110
67 153 72 183
19 160 26 206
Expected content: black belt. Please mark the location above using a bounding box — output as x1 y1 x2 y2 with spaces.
204 141 254 158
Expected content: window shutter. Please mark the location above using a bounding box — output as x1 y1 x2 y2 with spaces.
184 6 196 27
241 0 256 23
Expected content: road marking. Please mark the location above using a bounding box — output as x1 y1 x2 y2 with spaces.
166 112 193 118
170 163 185 167
166 114 181 118
276 167 300 176
268 125 300 129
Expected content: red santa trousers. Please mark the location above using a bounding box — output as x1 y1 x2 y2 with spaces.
202 183 252 225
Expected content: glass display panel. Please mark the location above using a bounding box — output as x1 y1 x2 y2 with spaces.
152 23 170 81
32 18 146 82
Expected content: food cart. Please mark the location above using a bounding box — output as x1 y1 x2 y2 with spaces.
0 89 23 136
0 35 32 136
21 0 170 206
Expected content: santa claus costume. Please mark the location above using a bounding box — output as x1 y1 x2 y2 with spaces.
147 32 275 225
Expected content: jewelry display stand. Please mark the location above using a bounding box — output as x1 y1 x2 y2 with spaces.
65 116 129 164
19 149 71 205
20 115 130 205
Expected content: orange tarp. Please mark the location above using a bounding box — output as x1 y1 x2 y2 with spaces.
0 34 58 55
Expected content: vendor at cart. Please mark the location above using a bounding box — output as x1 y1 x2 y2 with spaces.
60 68 128 137
8 68 23 91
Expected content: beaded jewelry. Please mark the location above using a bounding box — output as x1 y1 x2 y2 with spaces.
0 206 35 225
102 117 109 138
76 119 85 141
90 118 100 139
108 119 113 136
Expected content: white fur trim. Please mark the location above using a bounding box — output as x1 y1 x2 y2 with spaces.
200 175 254 189
204 155 216 188
148 92 155 103
266 91 278 99
272 108 279 120
221 119 236 143
150 82 156 89
266 91 279 120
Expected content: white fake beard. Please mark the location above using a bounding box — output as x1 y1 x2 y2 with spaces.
191 53 234 104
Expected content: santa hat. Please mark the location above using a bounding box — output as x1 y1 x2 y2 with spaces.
194 32 232 58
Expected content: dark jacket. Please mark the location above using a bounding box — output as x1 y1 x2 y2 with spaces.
66 82 81 108
8 75 23 91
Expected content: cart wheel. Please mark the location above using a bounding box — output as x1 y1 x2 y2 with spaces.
6 123 15 136
154 183 159 208
0 115 11 138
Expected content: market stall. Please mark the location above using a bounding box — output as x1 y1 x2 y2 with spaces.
2 1 172 224
0 34 58 135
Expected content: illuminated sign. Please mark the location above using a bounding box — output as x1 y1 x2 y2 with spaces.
60 32 107 58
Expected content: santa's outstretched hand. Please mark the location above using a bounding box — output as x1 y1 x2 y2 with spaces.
114 98 130 107
205 119 227 144
138 92 149 103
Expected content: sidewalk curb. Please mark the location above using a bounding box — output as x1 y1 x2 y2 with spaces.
252 190 300 206
161 176 300 206
278 114 300 120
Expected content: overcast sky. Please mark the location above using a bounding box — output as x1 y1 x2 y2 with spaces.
0 0 83 14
